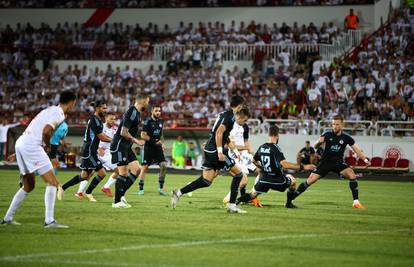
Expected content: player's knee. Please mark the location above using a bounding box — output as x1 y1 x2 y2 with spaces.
98 169 106 178
23 183 35 192
287 174 296 185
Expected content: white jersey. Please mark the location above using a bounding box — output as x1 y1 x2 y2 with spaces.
99 123 117 151
229 122 246 146
21 106 65 146
229 122 256 174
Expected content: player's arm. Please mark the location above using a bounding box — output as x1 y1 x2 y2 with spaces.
120 126 142 145
97 132 111 142
314 135 325 149
215 124 226 160
252 160 262 170
280 160 315 171
141 131 151 141
42 124 54 151
351 143 370 165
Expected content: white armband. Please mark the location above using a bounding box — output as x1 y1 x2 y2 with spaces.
364 158 369 164
217 147 223 154
233 149 240 157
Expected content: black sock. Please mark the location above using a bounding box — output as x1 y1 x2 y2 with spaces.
139 179 144 190
292 181 310 200
159 175 165 190
114 175 127 203
286 188 295 204
229 172 243 204
62 175 81 190
180 176 211 194
237 193 252 204
85 175 103 194
124 172 137 192
240 186 246 196
349 179 359 200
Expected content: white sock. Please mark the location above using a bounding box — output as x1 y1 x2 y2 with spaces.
45 185 56 224
227 203 236 208
4 188 28 221
353 199 360 204
177 190 183 197
224 192 230 200
77 180 88 193
103 177 117 189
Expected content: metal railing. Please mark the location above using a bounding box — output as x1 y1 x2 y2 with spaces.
262 119 319 135
318 120 373 136
319 30 364 61
375 121 414 136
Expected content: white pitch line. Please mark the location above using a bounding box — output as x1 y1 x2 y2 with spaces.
0 228 410 263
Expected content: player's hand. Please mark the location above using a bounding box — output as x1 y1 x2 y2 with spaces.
155 140 162 145
218 152 225 161
162 143 166 151
133 138 145 146
7 153 16 162
43 145 51 154
364 158 371 167
304 164 316 171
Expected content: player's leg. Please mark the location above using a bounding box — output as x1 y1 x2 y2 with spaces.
2 173 35 225
101 168 118 197
285 174 298 208
171 168 216 209
85 167 106 202
158 161 168 195
340 167 364 208
125 160 140 192
41 169 68 228
137 164 149 195
290 163 326 202
113 164 129 206
227 165 246 213
74 170 93 199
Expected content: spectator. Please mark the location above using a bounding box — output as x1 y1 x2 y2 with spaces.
186 141 201 168
296 140 316 165
344 8 359 30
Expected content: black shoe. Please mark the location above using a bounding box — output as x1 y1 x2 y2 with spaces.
285 203 298 209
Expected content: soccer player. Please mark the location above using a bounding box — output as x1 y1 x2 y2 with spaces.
296 140 316 165
289 115 370 208
171 96 250 213
99 113 119 197
237 125 315 208
1 90 77 228
61 101 112 202
137 105 168 196
110 93 149 208
223 121 256 204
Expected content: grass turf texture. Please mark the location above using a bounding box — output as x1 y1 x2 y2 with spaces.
0 169 413 267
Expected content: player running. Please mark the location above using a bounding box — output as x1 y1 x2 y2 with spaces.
1 91 77 228
99 113 119 197
61 101 112 202
137 105 168 196
237 125 315 208
289 115 370 208
171 96 251 213
110 93 149 208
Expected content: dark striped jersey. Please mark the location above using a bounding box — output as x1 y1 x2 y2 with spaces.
254 143 286 182
320 130 355 162
81 115 103 158
110 106 141 151
142 117 164 147
204 109 235 152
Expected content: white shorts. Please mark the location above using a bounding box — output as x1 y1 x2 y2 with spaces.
15 137 53 176
230 150 256 175
98 152 117 171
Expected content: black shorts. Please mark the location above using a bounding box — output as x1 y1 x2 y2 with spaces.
142 145 165 166
111 146 137 166
254 174 292 193
80 155 103 172
48 144 59 159
312 160 350 177
202 149 235 171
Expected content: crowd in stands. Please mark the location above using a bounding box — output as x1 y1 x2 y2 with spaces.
0 19 350 61
0 7 413 135
0 0 375 8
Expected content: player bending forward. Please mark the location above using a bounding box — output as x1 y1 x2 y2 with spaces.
289 115 370 208
237 125 315 208
1 91 77 228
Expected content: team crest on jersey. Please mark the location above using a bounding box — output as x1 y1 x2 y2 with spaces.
159 124 162 128
339 140 344 144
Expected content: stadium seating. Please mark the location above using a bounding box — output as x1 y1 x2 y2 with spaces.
383 158 397 169
345 156 356 166
395 158 410 172
370 157 383 169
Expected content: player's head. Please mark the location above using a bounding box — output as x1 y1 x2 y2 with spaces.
305 140 310 148
332 115 344 134
268 125 280 143
105 113 116 127
135 92 150 112
151 105 162 119
189 141 195 148
59 90 77 111
93 101 107 118
230 95 245 112
235 105 250 125
177 135 183 141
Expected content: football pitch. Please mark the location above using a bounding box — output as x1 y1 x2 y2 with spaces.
0 169 413 267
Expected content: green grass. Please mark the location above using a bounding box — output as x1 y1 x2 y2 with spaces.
0 169 413 267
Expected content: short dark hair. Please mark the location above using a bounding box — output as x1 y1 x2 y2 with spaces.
59 91 77 104
333 115 344 122
230 95 245 108
152 105 161 110
269 125 279 137
306 140 310 144
92 100 106 109
236 105 250 118
136 92 150 101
